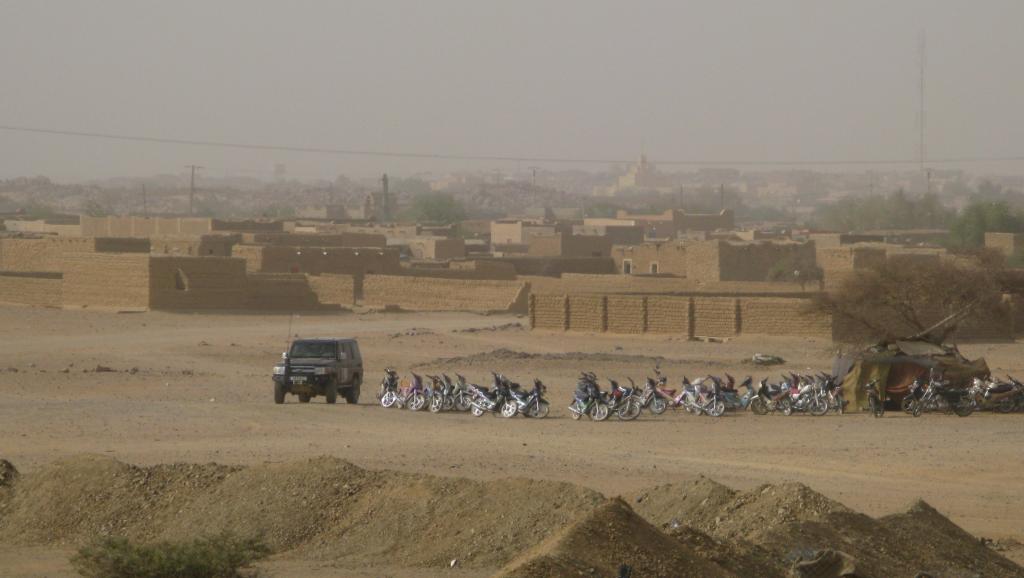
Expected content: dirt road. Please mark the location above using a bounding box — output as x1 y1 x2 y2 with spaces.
0 306 1021 575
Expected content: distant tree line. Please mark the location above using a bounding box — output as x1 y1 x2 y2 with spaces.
813 183 1024 251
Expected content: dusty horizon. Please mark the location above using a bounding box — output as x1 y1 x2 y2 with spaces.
2 1 1023 180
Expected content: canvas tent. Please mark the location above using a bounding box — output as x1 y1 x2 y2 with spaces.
833 340 989 411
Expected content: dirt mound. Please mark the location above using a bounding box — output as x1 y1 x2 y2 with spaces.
495 498 736 578
633 475 738 531
708 482 852 542
298 474 605 569
667 525 787 578
2 456 1020 577
878 500 1024 578
635 479 1024 578
0 455 603 571
0 454 242 544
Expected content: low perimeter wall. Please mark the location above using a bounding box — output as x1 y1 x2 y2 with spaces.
362 275 529 313
531 293 830 338
0 272 62 307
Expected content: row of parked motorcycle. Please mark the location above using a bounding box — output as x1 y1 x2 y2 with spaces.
568 370 848 420
862 372 1024 418
376 369 551 418
376 366 1024 420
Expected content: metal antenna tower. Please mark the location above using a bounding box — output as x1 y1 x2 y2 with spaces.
918 30 927 171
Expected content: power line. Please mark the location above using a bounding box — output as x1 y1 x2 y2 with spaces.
1 123 1023 167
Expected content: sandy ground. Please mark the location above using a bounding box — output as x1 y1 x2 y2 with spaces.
0 305 1022 576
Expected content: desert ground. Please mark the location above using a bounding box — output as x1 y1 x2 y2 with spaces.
0 305 1022 576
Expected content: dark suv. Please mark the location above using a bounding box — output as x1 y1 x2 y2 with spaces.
273 339 362 404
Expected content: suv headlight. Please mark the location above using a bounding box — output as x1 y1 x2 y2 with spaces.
314 367 329 376
273 365 286 376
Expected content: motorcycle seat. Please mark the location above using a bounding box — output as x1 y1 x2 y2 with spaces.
988 383 1014 394
661 389 677 396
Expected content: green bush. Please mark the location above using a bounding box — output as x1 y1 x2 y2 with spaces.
71 533 269 578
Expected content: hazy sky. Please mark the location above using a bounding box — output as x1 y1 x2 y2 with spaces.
1 1 1023 181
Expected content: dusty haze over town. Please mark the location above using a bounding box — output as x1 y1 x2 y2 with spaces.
2 0 1024 179
3 3 1024 578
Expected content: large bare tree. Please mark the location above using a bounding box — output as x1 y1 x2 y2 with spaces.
815 249 1008 343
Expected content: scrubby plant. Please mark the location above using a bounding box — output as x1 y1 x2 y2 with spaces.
71 533 269 578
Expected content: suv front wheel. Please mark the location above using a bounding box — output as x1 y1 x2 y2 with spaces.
344 386 359 405
274 382 285 404
325 381 338 404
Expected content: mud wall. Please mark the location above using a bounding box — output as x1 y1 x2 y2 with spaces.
717 241 816 282
612 242 687 276
531 293 830 339
244 273 325 310
62 252 151 309
2 220 81 236
0 272 62 307
151 235 238 257
233 245 401 276
0 238 67 272
407 237 466 260
362 275 529 312
210 219 284 233
239 232 387 247
483 256 615 276
567 295 605 332
692 297 739 337
0 237 150 273
739 297 831 336
530 294 568 330
817 246 887 290
307 274 357 307
148 257 248 310
81 216 214 237
606 295 646 333
646 296 692 334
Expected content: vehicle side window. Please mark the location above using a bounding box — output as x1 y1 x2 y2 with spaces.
350 342 360 361
340 342 353 360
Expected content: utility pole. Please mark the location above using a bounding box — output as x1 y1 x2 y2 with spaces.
719 184 725 211
185 164 203 216
528 166 541 187
141 183 147 216
918 30 927 172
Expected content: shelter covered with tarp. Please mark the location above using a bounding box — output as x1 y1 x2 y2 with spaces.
833 340 990 410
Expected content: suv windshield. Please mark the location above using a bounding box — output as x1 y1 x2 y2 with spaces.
289 341 338 359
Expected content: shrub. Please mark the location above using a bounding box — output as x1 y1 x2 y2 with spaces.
71 533 269 578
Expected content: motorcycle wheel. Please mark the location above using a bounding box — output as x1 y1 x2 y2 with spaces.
649 397 668 415
429 394 443 413
408 393 425 411
528 400 550 418
901 397 914 414
454 396 471 412
994 399 1016 414
808 397 829 417
590 402 611 422
381 391 397 408
569 405 582 420
912 400 923 418
953 401 974 417
500 400 518 418
706 400 725 418
749 397 768 415
779 398 793 416
470 405 485 417
617 398 641 421
870 398 884 418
